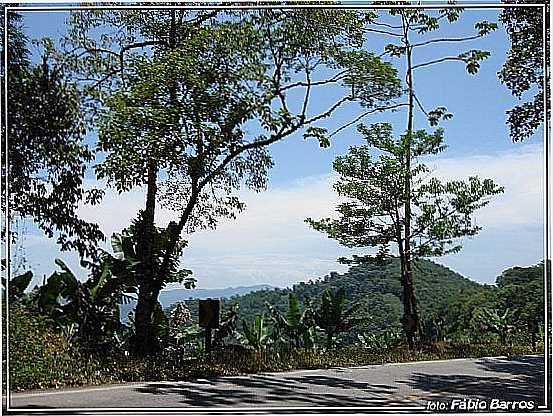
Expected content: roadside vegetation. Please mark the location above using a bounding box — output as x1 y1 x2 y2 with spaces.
1 4 547 392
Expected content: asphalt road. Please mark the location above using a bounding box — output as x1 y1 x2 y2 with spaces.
5 355 546 413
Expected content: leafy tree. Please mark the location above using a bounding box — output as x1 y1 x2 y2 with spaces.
307 8 503 349
314 288 357 348
0 10 103 259
499 1 549 141
495 263 544 330
57 9 401 355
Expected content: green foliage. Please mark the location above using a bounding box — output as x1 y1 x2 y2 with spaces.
9 302 102 391
266 293 316 350
33 259 129 352
1 11 103 259
230 259 488 345
495 263 544 327
357 327 403 350
472 307 515 345
499 4 548 141
6 271 33 300
314 288 358 348
241 314 269 352
306 122 504 260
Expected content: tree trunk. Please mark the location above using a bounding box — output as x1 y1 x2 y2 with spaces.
326 332 333 349
401 13 420 350
132 10 178 357
132 162 159 356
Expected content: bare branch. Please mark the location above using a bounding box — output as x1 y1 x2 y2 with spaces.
413 93 428 117
412 56 463 70
329 102 409 137
361 27 403 37
411 35 481 49
280 70 348 92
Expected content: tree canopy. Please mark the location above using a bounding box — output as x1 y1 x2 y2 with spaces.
1 10 103 259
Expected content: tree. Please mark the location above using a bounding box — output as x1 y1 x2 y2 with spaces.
307 8 503 349
58 9 401 355
495 263 544 329
0 10 103 259
499 1 549 141
314 288 357 349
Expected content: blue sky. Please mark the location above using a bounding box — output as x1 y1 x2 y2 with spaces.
13 7 545 289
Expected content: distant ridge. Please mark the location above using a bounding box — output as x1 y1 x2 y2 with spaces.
120 284 274 321
159 284 275 305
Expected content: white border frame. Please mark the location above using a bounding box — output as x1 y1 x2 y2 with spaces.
1 1 550 414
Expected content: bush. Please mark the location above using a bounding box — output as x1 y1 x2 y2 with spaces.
9 303 104 391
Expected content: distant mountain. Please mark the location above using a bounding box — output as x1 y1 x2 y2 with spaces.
120 284 274 322
159 284 274 306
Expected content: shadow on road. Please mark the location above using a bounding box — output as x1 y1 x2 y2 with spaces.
135 373 410 408
398 356 545 405
131 356 546 410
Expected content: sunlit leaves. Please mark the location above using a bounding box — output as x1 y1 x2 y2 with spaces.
499 5 547 141
427 107 453 127
457 49 491 74
474 20 498 36
304 126 330 148
307 123 503 262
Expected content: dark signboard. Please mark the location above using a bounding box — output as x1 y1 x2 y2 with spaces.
199 298 220 329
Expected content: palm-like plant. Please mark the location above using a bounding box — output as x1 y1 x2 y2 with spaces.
473 307 514 345
314 288 357 349
266 293 316 349
241 313 269 353
32 259 126 351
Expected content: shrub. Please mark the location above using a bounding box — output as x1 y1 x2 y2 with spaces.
9 302 103 391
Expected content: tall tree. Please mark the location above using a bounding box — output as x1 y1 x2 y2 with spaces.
307 7 503 349
0 10 103 260
499 1 549 141
58 8 401 355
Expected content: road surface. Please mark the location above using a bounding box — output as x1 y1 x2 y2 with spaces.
5 355 546 412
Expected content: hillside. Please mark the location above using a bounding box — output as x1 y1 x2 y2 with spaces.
220 258 491 340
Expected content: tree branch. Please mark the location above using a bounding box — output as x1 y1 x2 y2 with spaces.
411 35 481 49
329 102 409 137
412 56 463 70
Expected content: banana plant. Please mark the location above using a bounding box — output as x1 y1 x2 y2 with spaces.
473 307 515 345
3 270 33 301
266 293 316 349
241 313 269 352
35 258 136 352
314 288 358 349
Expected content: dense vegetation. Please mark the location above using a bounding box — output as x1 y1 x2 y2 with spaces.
7 260 544 391
2 5 547 394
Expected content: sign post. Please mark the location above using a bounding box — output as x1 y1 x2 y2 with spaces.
199 298 220 359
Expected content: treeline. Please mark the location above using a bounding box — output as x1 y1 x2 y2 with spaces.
176 259 544 347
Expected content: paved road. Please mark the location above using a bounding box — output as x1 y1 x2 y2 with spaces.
6 356 545 412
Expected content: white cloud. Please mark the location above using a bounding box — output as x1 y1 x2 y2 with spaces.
426 143 543 228
22 143 544 288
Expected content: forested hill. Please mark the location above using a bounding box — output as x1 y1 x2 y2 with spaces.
225 258 491 335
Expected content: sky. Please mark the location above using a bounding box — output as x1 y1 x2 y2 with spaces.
11 6 546 290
